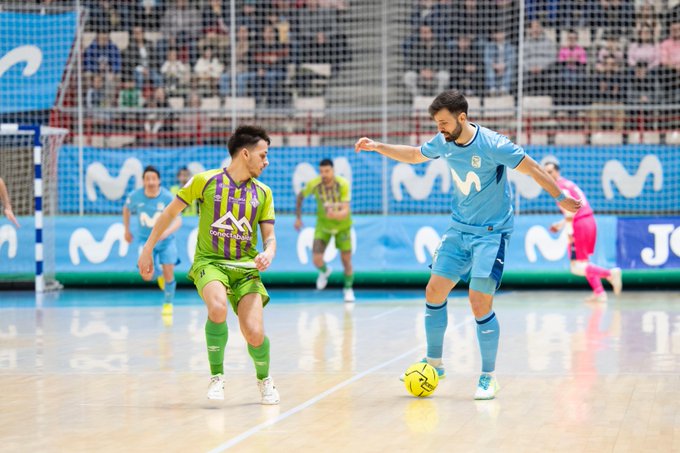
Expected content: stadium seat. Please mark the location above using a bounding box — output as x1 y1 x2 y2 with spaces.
168 97 185 110
294 96 326 118
287 134 321 146
560 28 591 48
89 135 105 147
109 31 129 51
412 95 435 112
482 95 515 118
106 134 136 148
201 96 222 118
82 32 96 49
143 32 163 44
467 96 482 118
522 96 553 118
591 132 623 145
269 134 284 148
554 132 586 145
627 132 661 144
482 96 515 130
666 131 680 145
300 63 332 79
297 63 332 96
224 97 255 112
518 132 549 145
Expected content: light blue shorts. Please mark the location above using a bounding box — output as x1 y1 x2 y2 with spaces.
431 227 509 294
137 238 180 268
153 238 179 266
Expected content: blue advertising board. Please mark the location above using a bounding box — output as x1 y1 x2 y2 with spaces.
617 217 680 269
0 12 77 112
1 214 619 277
58 144 679 215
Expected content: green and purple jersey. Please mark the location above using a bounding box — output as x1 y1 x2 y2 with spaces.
300 175 352 232
176 168 275 267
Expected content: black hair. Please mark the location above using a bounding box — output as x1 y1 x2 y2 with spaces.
177 166 189 174
319 158 333 167
143 165 161 179
227 125 271 157
428 89 468 118
545 161 560 171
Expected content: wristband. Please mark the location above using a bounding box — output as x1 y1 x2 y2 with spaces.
554 192 566 202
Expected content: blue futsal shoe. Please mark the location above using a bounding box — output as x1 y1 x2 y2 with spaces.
399 358 446 381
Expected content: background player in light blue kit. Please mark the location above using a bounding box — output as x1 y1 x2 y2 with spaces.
123 165 182 316
355 90 581 399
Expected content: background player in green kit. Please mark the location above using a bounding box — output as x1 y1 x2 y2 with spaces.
137 125 280 405
295 158 355 302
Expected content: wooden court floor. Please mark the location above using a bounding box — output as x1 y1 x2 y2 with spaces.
1 288 679 452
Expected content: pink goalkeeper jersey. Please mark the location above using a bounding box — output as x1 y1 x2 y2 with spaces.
556 177 592 220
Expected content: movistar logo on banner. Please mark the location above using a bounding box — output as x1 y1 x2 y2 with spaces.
0 11 77 112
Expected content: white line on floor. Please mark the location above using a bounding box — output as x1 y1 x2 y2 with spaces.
207 319 470 452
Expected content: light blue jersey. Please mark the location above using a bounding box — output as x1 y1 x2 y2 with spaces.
421 124 525 234
124 187 176 243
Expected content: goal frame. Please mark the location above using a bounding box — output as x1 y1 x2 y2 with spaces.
0 124 68 292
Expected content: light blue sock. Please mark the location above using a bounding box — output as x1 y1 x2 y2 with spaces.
425 300 448 359
476 310 500 373
164 280 176 304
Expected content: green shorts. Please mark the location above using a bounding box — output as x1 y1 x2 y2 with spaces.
314 226 352 252
189 263 270 314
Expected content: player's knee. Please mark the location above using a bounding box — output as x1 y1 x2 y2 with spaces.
425 281 447 303
242 324 264 346
312 254 325 268
206 297 228 322
570 261 587 276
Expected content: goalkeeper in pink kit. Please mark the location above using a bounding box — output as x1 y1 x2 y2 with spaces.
544 159 622 301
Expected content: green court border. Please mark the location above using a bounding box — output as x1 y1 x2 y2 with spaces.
15 269 672 288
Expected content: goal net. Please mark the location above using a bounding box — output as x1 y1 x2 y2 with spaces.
0 125 68 291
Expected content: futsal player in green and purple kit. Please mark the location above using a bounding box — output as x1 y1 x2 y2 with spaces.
138 125 280 405
295 158 355 302
355 90 581 400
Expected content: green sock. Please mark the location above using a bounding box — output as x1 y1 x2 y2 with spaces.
205 318 228 375
247 336 270 380
319 264 327 273
344 273 354 289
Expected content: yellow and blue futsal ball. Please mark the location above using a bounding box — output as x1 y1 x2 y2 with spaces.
403 362 439 397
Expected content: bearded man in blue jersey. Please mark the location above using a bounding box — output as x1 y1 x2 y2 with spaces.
355 90 581 400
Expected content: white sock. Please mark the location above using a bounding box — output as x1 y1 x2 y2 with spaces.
426 357 442 367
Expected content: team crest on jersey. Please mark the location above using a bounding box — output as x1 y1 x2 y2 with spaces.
250 197 260 208
157 202 164 210
471 155 481 168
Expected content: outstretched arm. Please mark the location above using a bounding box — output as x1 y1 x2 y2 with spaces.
294 192 305 231
0 177 19 228
354 137 429 164
138 197 186 280
515 155 582 213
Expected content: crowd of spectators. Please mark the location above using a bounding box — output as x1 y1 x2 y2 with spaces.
403 0 680 112
12 0 680 137
79 0 351 123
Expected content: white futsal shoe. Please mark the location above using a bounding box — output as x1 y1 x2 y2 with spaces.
316 266 332 290
343 287 355 303
586 292 608 303
607 267 623 296
474 373 499 400
207 374 225 400
258 376 280 405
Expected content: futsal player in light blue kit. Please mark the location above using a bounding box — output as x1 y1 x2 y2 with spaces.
123 165 182 316
355 90 581 399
